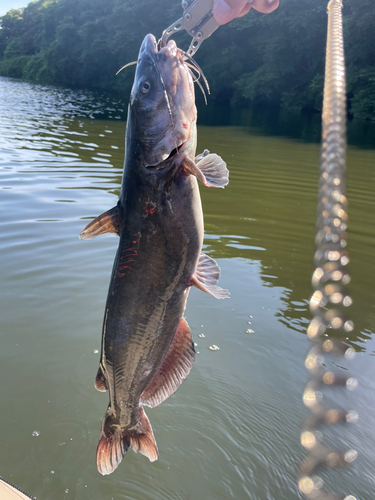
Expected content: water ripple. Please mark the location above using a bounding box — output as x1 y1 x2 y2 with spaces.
1 76 375 500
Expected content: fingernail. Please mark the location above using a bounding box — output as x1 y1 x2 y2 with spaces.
213 0 232 24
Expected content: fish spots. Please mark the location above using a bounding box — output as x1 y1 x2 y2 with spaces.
183 123 188 129
144 201 156 217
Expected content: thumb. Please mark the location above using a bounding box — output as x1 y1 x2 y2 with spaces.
213 0 250 25
213 0 279 25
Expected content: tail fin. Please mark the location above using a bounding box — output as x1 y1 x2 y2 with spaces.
96 430 128 476
125 407 158 462
96 407 158 475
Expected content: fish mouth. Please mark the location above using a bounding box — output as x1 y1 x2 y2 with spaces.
140 34 158 58
138 33 196 171
145 141 187 171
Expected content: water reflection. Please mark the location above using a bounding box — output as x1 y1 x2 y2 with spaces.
198 102 375 149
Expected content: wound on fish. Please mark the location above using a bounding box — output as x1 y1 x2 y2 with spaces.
144 202 156 216
121 248 138 258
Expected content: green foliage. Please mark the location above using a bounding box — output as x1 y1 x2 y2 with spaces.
1 8 24 38
3 36 23 58
348 67 375 119
0 0 374 119
0 54 30 78
22 51 56 81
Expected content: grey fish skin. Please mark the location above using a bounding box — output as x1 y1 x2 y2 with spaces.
80 34 229 476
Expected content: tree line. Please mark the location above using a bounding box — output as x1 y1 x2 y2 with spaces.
0 0 374 119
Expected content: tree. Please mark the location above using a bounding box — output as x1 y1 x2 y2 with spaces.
0 0 374 119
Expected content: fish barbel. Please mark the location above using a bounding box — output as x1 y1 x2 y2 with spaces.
80 33 229 475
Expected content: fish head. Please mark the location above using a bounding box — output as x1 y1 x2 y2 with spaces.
128 34 197 168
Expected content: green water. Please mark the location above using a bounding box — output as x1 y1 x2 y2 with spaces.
1 76 375 500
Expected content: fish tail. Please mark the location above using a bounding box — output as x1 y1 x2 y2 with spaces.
96 407 158 475
124 407 159 462
96 428 128 476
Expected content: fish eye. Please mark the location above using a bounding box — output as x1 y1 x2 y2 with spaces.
140 80 151 94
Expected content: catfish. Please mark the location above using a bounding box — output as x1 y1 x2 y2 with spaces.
80 34 229 475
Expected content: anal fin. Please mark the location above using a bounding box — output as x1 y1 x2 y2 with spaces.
79 205 122 240
140 317 195 408
190 252 230 299
182 150 229 188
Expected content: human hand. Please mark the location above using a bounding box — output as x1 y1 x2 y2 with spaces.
213 0 279 25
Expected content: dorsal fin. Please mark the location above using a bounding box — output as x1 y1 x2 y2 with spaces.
140 317 195 408
190 253 230 299
79 205 122 240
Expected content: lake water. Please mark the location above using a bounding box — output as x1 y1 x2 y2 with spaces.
1 76 375 500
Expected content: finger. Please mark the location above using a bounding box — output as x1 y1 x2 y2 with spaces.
251 0 279 14
213 0 249 25
236 3 252 18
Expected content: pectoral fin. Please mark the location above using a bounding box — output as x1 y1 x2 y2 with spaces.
183 150 229 188
190 252 230 299
140 317 195 408
79 205 122 240
194 149 210 164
